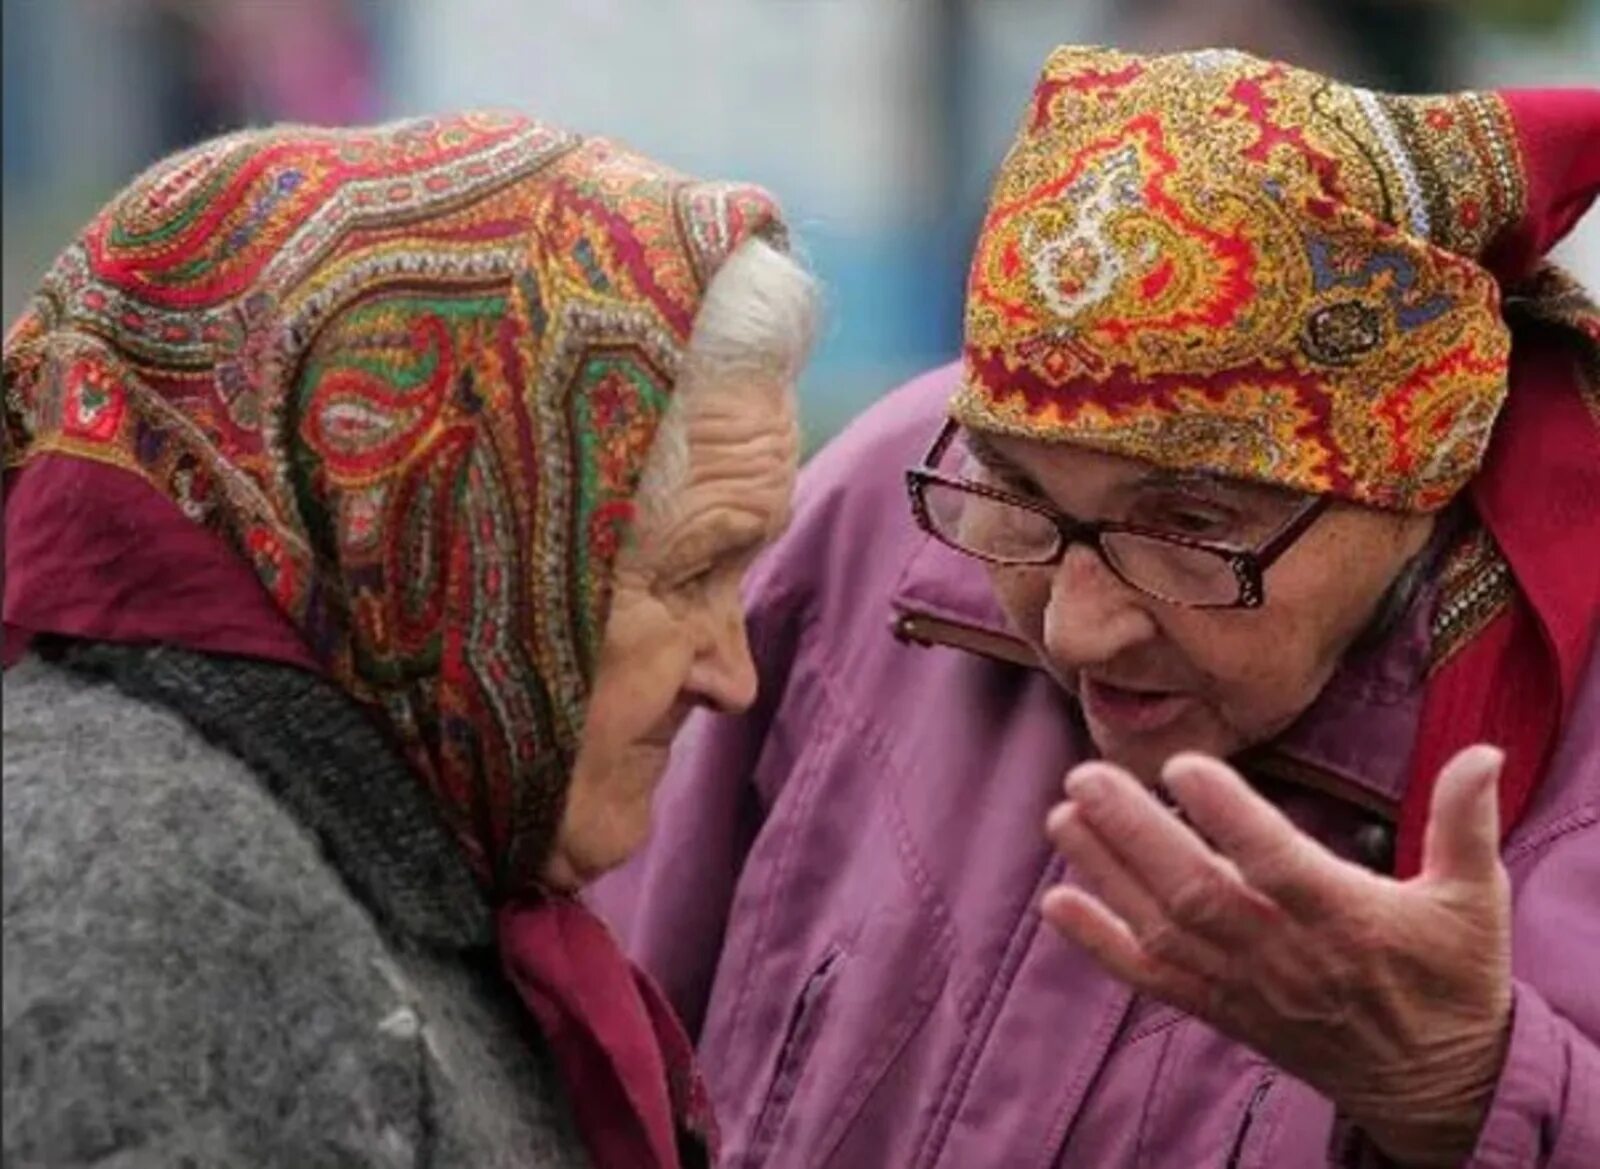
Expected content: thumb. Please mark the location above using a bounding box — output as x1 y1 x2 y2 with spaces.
1420 744 1505 884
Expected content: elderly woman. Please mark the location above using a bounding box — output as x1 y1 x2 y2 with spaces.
594 49 1600 1168
2 114 815 1168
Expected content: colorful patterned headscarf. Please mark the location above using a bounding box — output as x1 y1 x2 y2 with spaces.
4 112 784 892
959 46 1566 512
957 47 1600 874
3 114 790 1169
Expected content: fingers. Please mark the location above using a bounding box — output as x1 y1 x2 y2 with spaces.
1160 752 1345 916
1046 800 1166 936
1420 745 1505 886
1053 762 1279 953
1039 886 1148 983
1063 762 1228 905
1040 885 1212 1014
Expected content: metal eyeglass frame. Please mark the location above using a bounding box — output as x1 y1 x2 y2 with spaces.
904 419 1330 610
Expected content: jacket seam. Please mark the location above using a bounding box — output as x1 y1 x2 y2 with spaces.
790 600 966 963
912 850 1067 1166
1032 979 1139 1169
1503 803 1598 867
1131 1023 1182 1168
811 685 959 1165
815 662 965 1163
737 654 959 1166
1119 1003 1190 1048
719 673 846 1129
798 614 1029 1168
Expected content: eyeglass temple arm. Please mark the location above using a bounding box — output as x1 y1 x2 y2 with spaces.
1254 495 1333 568
922 418 961 468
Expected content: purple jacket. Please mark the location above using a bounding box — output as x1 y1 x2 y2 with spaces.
593 365 1600 1168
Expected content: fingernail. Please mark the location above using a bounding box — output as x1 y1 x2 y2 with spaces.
1453 744 1505 798
1474 746 1505 802
1065 764 1108 799
1159 752 1208 787
1045 802 1074 837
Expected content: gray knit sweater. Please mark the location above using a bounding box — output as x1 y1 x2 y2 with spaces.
2 646 592 1169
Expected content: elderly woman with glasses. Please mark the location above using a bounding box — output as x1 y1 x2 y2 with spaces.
594 47 1600 1169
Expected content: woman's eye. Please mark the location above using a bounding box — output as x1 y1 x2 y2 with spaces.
672 564 717 596
1170 511 1222 533
1146 504 1232 537
973 462 1041 500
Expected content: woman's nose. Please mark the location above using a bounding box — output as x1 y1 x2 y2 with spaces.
1039 544 1158 671
687 603 759 714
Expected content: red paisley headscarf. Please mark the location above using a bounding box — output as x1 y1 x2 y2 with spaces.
956 49 1600 869
3 113 790 1168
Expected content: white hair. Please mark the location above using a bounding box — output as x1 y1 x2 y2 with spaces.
635 235 819 526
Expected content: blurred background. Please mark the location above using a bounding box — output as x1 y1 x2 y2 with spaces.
5 0 1598 448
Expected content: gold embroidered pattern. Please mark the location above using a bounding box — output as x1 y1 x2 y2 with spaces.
1428 524 1514 673
957 47 1529 513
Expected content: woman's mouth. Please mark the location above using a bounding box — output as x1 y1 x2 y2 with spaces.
1079 677 1193 735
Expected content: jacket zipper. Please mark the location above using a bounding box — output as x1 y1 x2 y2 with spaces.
1225 1073 1277 1169
891 611 1040 670
746 946 845 1162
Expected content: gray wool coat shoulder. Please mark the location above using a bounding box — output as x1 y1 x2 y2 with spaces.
3 654 592 1169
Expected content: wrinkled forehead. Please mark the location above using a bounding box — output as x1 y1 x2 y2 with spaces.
962 425 1309 510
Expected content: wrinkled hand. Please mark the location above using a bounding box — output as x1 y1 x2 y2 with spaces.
1041 746 1511 1167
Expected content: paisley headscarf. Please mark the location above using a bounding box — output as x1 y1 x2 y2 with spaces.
956 48 1600 871
3 112 789 1168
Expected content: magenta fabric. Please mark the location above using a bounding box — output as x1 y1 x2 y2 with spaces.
501 898 715 1169
593 366 1600 1168
3 457 317 671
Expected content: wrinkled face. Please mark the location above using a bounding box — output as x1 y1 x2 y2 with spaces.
968 431 1435 782
544 377 799 890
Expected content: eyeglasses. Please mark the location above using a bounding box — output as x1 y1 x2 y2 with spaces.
905 420 1329 610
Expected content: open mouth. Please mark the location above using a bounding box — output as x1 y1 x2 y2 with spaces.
1079 677 1193 735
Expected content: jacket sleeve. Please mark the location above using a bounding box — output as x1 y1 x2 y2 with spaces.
1333 807 1600 1169
1461 806 1600 1169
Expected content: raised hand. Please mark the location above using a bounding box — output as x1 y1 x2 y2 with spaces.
1041 746 1511 1166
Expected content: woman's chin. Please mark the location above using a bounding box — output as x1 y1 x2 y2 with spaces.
1089 740 1166 786
546 798 657 891
1088 723 1232 786
543 833 639 892
539 852 587 894
548 743 673 889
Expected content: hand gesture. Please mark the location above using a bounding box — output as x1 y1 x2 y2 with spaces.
1042 746 1512 1166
